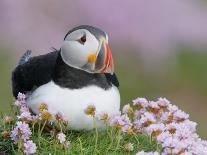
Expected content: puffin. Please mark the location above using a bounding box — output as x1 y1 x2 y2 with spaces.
12 25 120 130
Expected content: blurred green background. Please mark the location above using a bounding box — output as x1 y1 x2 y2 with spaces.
0 0 207 138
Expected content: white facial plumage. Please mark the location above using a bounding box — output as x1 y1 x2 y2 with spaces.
61 29 100 71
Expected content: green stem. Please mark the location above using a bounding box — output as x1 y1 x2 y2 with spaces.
134 135 140 145
32 122 35 134
93 117 98 152
17 140 22 154
106 127 114 152
54 143 57 155
78 137 83 155
58 121 63 133
115 129 122 151
39 120 47 136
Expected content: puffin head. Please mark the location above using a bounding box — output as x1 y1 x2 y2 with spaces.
60 25 114 74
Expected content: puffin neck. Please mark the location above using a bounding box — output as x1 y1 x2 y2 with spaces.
52 53 112 90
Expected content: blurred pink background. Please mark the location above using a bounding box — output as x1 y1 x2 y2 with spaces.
1 0 207 60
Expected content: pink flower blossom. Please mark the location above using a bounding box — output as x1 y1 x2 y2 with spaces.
157 97 170 107
17 110 32 121
11 121 32 142
65 141 71 148
148 101 159 109
14 93 27 107
133 119 142 132
109 113 125 127
139 112 156 124
57 132 66 144
133 97 149 108
136 151 159 155
173 110 189 121
23 140 37 155
122 104 133 114
144 123 164 135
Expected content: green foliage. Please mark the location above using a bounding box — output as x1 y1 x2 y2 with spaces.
0 114 161 155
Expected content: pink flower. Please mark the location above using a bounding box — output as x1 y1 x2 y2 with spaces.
173 110 189 121
14 93 27 107
133 98 149 108
17 111 32 121
57 132 66 144
109 114 125 128
139 112 156 124
11 121 32 142
65 141 71 148
136 151 159 155
126 97 207 154
23 140 37 155
17 92 26 101
157 97 170 107
122 104 133 114
148 101 159 109
144 123 164 135
133 119 142 132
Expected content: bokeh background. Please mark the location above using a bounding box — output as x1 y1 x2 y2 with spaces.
0 0 207 138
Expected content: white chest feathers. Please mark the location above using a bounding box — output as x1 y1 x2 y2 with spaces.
26 81 120 130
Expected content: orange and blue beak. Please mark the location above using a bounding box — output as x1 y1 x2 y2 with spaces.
87 39 114 74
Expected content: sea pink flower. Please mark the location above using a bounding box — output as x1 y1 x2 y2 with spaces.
84 105 96 116
122 104 133 114
14 93 27 107
17 92 26 101
133 97 149 108
57 132 66 144
139 112 156 125
157 97 170 107
65 141 71 148
136 151 159 155
11 121 32 142
173 110 189 122
109 114 125 128
17 110 32 121
128 97 207 154
148 101 159 109
133 119 142 132
144 123 164 135
123 143 134 151
23 140 37 155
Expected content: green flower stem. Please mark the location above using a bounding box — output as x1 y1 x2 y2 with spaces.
93 117 98 152
78 137 83 155
58 121 63 133
39 120 47 136
32 122 35 134
106 127 114 153
115 129 122 151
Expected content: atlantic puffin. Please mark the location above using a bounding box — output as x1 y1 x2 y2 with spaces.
12 25 120 130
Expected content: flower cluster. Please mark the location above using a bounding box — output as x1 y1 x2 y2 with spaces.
124 97 207 154
88 97 207 154
23 140 37 154
57 132 71 148
11 121 32 142
11 93 37 154
5 92 207 154
10 92 70 154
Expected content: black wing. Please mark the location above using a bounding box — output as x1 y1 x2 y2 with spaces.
105 73 120 88
12 50 59 98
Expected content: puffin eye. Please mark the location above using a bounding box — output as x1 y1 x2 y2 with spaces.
78 35 86 45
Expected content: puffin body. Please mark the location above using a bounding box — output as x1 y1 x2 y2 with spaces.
12 25 120 130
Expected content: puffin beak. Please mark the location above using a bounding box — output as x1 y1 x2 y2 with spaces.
93 39 114 74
